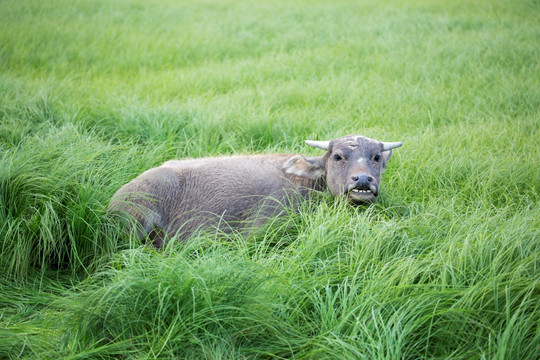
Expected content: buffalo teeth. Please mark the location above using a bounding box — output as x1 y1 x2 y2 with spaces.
351 189 372 194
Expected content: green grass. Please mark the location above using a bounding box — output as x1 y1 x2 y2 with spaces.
1 0 539 358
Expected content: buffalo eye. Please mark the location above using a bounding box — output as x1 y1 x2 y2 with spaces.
373 154 381 162
333 154 343 161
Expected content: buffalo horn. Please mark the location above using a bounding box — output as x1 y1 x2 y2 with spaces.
305 140 330 150
381 141 403 151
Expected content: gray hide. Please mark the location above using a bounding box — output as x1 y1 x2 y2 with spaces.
109 135 402 245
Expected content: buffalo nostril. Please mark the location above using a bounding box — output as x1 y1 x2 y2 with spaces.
352 174 373 186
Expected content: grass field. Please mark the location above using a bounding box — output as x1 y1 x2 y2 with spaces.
1 0 539 358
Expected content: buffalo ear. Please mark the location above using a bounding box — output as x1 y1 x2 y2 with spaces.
382 150 392 168
283 156 325 179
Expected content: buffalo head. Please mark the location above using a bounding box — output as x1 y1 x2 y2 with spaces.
283 135 402 204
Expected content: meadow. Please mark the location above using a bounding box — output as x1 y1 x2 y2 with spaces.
1 0 539 358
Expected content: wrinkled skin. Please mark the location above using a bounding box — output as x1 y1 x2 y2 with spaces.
109 135 402 244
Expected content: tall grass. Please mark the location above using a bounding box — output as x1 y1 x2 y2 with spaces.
1 0 539 358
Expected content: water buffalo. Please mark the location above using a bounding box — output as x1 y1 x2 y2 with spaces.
109 135 402 245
